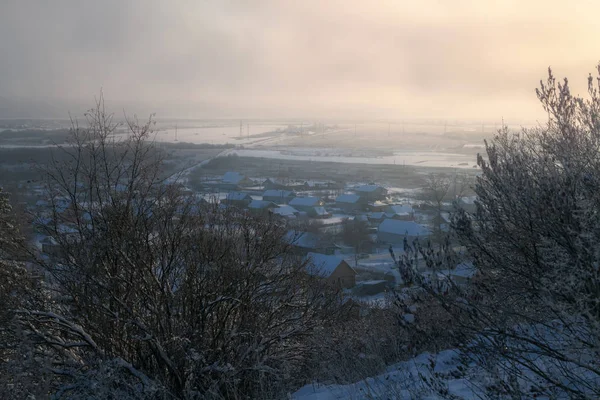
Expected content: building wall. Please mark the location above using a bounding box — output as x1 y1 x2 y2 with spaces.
327 261 356 288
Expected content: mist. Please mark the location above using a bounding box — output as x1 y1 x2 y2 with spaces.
2 0 599 120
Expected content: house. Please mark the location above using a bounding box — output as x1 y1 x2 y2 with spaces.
335 194 367 212
377 219 430 244
367 212 387 224
288 197 324 212
272 205 300 218
262 189 296 204
221 172 254 189
305 252 357 288
368 201 388 212
285 231 337 255
385 204 415 221
247 200 278 213
354 185 388 201
309 206 331 219
263 178 291 190
222 191 253 208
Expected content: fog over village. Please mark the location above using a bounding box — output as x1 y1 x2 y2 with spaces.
2 1 600 399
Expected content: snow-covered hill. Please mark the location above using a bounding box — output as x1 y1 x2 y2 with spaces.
293 349 483 399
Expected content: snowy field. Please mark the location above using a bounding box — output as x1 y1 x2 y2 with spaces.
154 124 286 145
220 148 479 169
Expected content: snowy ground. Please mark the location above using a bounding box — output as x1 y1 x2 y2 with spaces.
293 349 484 400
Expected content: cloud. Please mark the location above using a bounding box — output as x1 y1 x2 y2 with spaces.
1 0 598 120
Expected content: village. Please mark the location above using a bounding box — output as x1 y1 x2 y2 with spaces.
10 154 478 321
185 169 478 311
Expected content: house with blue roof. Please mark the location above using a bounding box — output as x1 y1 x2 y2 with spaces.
377 219 430 244
262 189 296 204
335 193 367 212
305 252 356 288
222 191 253 208
288 197 324 212
353 184 388 201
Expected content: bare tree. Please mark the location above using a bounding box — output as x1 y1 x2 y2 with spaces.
404 66 600 399
341 217 372 266
18 97 343 399
423 173 451 244
0 189 50 398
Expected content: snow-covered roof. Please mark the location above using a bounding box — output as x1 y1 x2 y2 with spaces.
312 206 330 216
336 194 361 204
222 172 247 184
248 200 277 209
378 219 430 236
355 184 386 193
273 205 299 217
226 191 252 201
306 252 354 277
289 197 321 207
263 189 295 198
386 204 414 215
285 231 320 248
368 212 386 220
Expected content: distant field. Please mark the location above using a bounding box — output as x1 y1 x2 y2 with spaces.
192 155 480 191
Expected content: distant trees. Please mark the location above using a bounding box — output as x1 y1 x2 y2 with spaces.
341 217 372 263
13 97 343 399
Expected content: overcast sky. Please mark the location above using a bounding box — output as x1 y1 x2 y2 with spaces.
1 0 599 120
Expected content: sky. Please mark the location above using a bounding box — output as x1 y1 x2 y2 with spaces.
1 0 599 121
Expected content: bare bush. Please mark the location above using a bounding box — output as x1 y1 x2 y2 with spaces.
409 66 600 399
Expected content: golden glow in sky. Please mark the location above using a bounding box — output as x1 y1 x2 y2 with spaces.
1 0 599 120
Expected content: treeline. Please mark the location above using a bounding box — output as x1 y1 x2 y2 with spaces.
0 128 71 145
